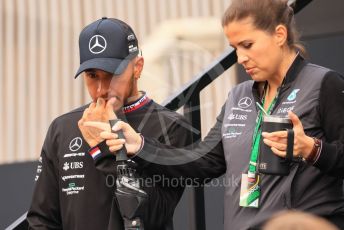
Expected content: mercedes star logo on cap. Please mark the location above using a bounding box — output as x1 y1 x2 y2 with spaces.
89 35 107 54
69 137 83 152
238 97 252 109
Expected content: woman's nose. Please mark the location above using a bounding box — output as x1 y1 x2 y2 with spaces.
237 52 249 65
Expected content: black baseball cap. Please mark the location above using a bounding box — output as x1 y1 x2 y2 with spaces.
75 17 139 78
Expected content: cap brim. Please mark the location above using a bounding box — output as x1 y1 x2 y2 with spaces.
74 57 130 78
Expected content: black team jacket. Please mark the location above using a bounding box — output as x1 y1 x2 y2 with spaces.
27 93 193 230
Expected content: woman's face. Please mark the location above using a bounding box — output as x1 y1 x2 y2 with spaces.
224 17 286 82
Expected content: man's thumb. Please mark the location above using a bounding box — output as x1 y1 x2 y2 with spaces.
106 99 117 119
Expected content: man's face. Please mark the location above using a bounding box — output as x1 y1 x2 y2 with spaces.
83 60 138 111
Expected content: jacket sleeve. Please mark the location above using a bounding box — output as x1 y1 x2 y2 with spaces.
27 121 62 229
88 141 117 176
313 71 344 178
139 116 193 229
86 116 194 229
132 105 227 182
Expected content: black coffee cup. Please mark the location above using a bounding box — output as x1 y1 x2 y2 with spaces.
258 115 294 176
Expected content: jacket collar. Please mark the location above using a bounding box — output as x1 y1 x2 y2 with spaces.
282 53 307 86
252 54 307 100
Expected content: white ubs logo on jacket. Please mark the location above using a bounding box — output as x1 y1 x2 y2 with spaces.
63 162 84 171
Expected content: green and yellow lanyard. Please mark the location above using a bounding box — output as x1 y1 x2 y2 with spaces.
246 86 279 206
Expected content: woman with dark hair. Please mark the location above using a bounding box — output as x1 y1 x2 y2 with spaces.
86 0 344 229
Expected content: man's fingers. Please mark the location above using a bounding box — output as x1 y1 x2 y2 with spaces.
84 121 110 132
78 118 84 127
96 97 106 108
88 102 96 110
105 99 117 120
82 108 90 119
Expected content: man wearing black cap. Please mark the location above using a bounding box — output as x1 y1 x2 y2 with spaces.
27 17 192 230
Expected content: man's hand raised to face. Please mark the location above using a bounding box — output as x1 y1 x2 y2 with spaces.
78 98 116 148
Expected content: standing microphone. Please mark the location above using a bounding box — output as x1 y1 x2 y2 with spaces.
109 119 147 230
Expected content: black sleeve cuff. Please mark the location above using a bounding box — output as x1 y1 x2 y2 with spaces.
313 142 337 172
131 138 160 169
88 141 113 163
